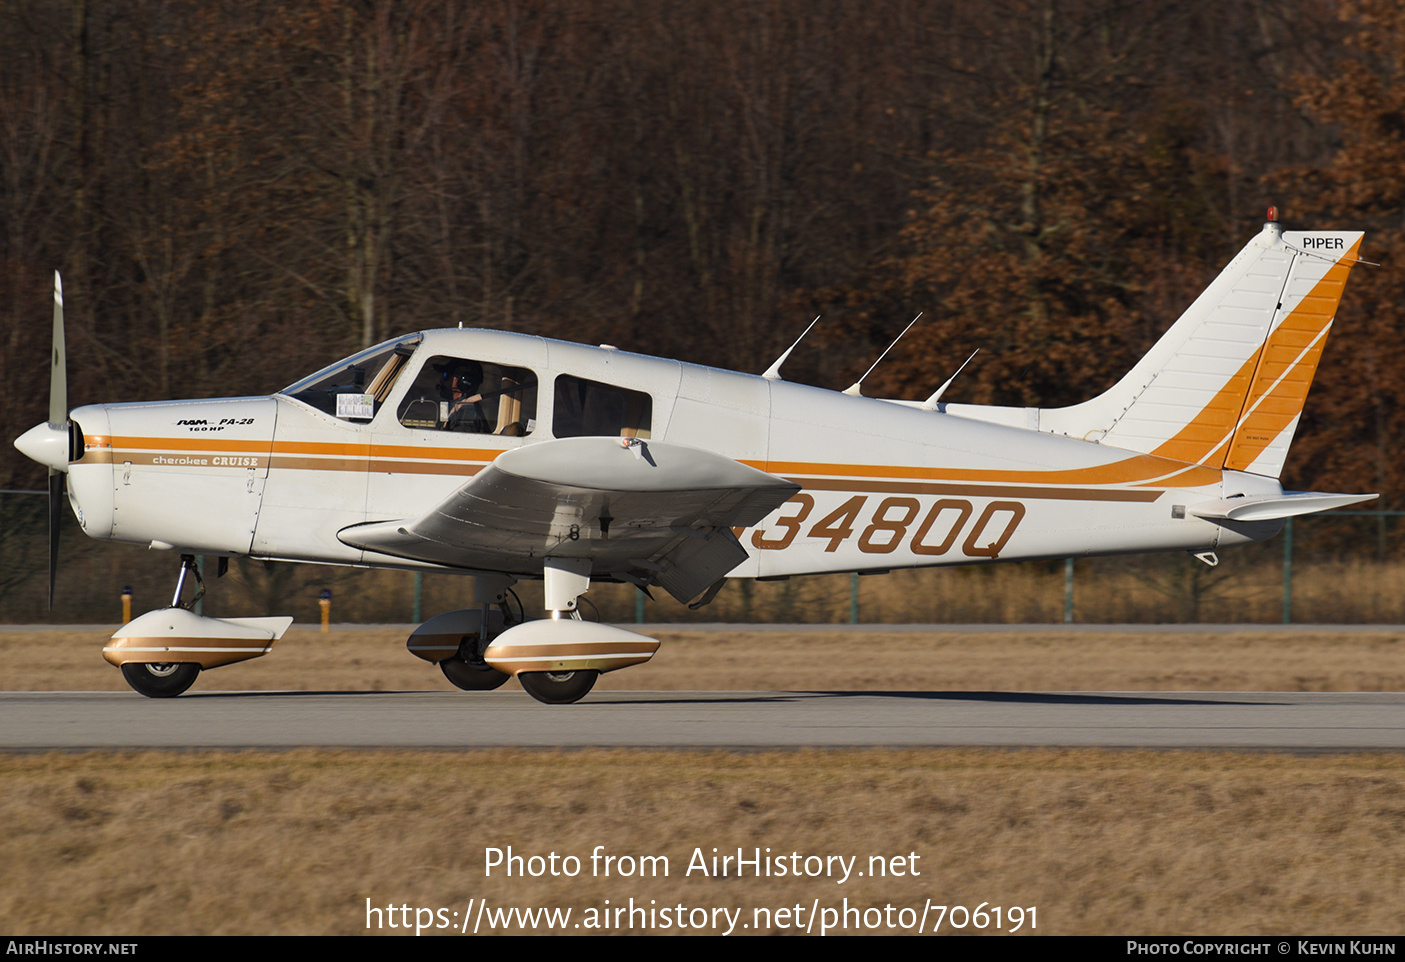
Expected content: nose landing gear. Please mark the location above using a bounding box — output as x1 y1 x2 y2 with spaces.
106 554 291 698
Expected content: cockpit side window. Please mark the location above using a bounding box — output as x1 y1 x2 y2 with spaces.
283 336 422 421
553 375 652 438
397 356 538 436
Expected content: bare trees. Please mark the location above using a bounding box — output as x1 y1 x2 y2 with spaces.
0 0 1395 507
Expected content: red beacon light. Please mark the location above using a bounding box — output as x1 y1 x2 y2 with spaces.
1267 205 1279 223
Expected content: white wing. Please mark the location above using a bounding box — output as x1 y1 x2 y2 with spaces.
338 436 800 602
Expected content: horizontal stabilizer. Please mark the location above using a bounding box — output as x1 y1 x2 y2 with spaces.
1189 491 1377 522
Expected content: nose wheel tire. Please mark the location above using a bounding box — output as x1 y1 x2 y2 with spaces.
440 656 510 691
518 670 598 705
120 662 200 698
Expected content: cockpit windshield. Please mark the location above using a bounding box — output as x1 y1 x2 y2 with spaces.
281 335 423 420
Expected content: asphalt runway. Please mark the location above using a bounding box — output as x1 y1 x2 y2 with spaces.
3 689 1403 750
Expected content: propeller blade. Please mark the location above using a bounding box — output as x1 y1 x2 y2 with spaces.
48 470 62 609
48 271 67 609
49 272 66 427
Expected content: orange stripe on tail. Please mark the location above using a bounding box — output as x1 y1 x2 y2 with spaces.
1224 236 1362 472
1151 236 1361 473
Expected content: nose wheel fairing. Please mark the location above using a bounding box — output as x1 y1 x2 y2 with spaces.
104 608 293 670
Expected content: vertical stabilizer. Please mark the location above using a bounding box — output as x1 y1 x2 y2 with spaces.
1033 221 1363 478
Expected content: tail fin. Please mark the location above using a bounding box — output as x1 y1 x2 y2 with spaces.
1036 219 1364 478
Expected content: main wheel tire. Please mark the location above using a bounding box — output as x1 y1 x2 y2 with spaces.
518 669 598 705
120 662 200 698
440 656 510 691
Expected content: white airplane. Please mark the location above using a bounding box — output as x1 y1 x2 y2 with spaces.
14 211 1376 703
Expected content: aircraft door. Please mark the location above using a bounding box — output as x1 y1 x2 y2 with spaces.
366 352 542 528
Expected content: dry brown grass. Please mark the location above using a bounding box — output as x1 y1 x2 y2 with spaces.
3 625 1403 693
2 749 1403 935
4 628 1403 937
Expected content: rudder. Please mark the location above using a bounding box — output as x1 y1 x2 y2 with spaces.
1218 230 1362 476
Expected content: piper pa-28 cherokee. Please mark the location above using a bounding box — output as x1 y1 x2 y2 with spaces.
14 211 1376 703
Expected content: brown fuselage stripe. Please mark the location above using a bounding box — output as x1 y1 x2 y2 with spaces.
87 451 267 469
270 456 485 476
80 449 489 476
789 477 1162 502
87 438 1174 499
750 453 1220 488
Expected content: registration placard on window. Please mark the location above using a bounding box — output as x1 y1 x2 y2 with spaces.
336 393 375 420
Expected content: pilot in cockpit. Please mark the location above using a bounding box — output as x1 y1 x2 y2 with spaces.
439 360 490 432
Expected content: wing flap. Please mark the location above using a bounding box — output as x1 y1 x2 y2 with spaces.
654 526 750 603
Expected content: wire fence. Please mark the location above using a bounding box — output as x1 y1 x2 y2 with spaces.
2 491 1401 625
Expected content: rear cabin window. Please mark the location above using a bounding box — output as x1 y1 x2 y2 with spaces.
397 356 538 436
552 375 652 438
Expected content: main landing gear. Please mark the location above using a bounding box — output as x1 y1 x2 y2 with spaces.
440 655 510 692
512 560 601 705
118 554 206 698
415 562 660 705
517 669 599 705
436 601 512 692
407 586 518 692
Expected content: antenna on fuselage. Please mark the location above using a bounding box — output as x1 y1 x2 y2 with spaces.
762 315 820 380
921 348 979 410
842 313 921 397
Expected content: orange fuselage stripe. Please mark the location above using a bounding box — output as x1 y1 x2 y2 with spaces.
748 454 1218 489
106 435 503 463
